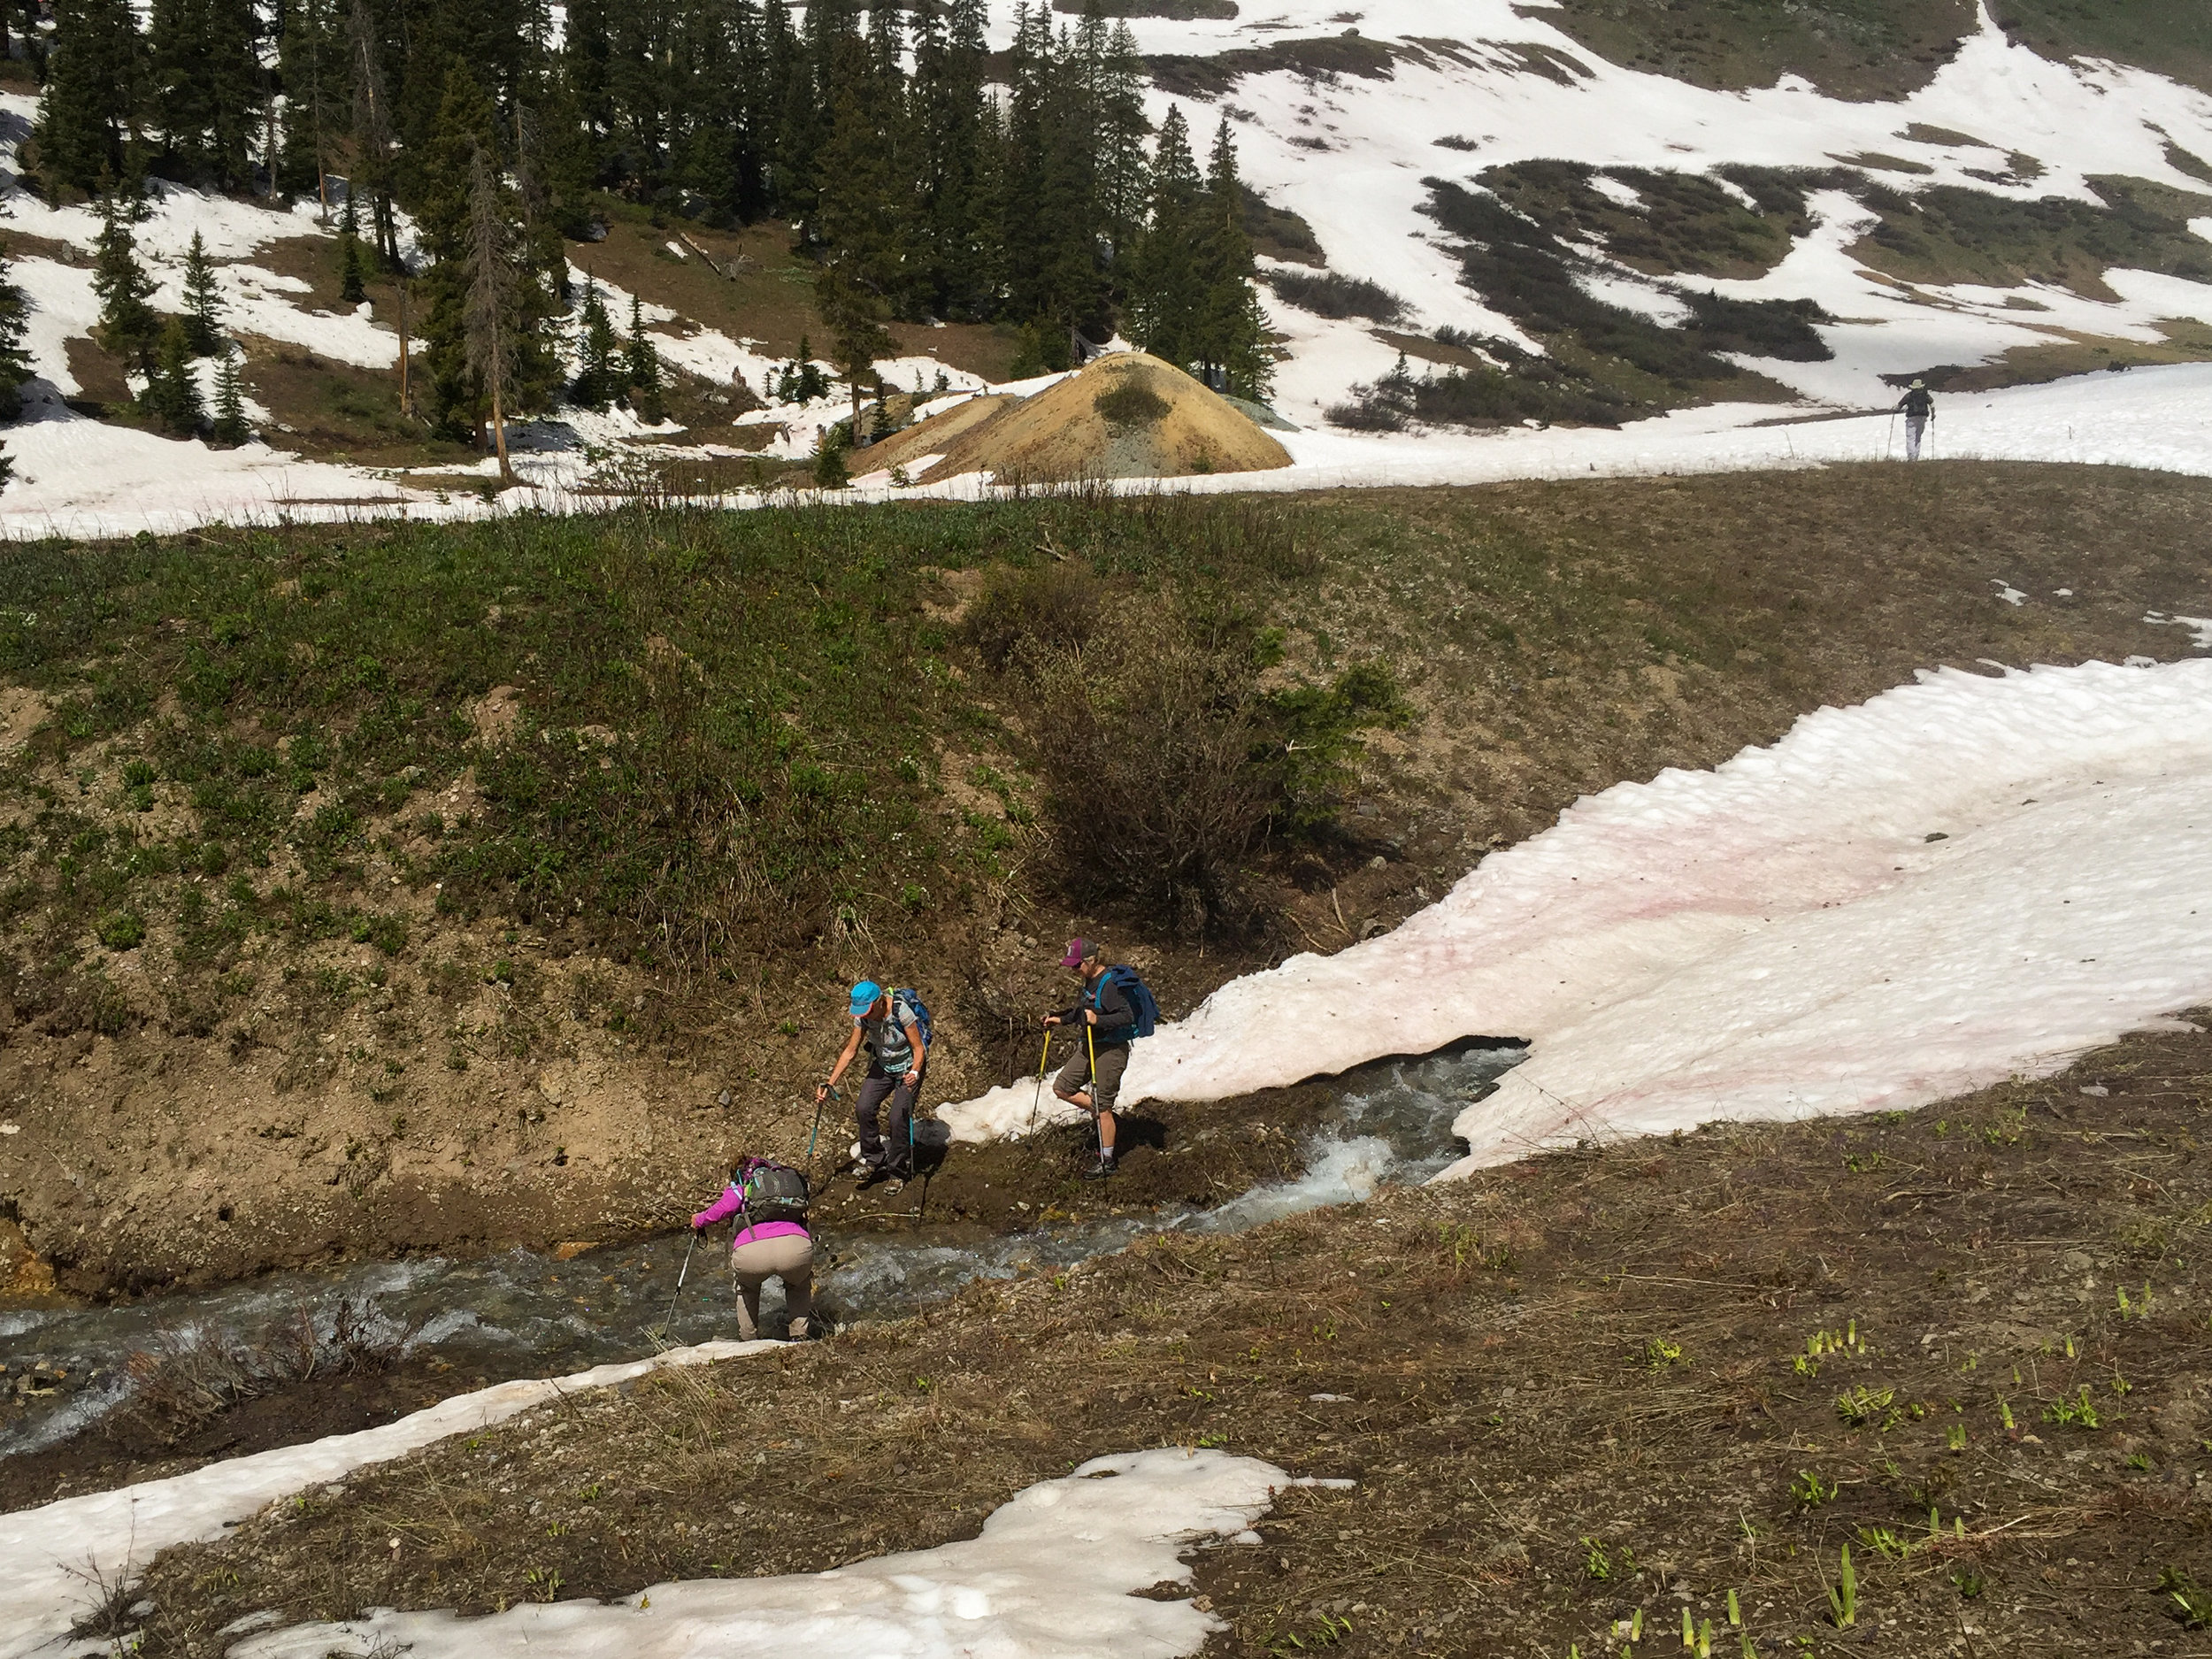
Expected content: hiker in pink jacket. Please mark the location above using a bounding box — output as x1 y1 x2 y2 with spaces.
693 1156 815 1341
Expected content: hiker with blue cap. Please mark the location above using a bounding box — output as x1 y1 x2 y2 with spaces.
818 979 932 1191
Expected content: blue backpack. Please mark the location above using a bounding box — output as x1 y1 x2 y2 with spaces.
1098 965 1159 1039
891 987 933 1048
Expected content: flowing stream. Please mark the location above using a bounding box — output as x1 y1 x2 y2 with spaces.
0 1043 1523 1462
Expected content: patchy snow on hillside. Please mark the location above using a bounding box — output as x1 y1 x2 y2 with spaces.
229 1450 1290 1659
941 658 2212 1168
1067 1 2212 425
4 3 2212 526
0 1340 772 1659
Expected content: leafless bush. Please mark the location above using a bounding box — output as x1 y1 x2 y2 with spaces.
117 1297 422 1445
1028 613 1273 935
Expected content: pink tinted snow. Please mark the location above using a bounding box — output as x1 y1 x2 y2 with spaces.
941 659 2212 1171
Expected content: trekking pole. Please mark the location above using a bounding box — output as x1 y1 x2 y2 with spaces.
805 1085 836 1179
660 1230 698 1338
1886 411 1895 460
1087 1020 1102 1162
1026 1025 1052 1136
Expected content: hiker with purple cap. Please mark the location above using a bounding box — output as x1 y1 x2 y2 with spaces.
818 979 932 1192
1044 937 1141 1180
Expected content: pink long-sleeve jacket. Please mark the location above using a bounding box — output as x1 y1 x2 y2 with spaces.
693 1182 810 1251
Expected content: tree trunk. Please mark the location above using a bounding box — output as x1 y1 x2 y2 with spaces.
488 373 514 483
396 278 411 418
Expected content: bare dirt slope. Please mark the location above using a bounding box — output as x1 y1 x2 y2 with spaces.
874 353 1292 485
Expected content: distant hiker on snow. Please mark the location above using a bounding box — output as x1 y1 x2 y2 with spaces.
1895 379 1935 461
819 980 931 1191
1043 938 1159 1180
692 1155 814 1341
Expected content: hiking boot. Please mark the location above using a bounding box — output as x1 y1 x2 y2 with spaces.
1079 1155 1118 1180
855 1162 889 1188
883 1177 907 1196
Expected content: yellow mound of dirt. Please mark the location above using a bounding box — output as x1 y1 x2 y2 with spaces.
865 353 1291 485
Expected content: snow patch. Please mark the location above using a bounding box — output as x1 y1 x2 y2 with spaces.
230 1450 1286 1659
940 660 2212 1175
0 1341 772 1659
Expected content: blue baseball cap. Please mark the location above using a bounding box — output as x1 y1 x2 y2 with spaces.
849 980 883 1017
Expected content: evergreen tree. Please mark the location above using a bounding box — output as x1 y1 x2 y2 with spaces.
147 0 261 187
276 0 344 210
1127 105 1201 370
92 200 161 374
465 146 520 482
1095 21 1150 269
0 246 35 422
36 0 147 198
1192 116 1269 397
571 277 618 409
624 292 664 422
911 0 995 321
413 66 550 441
337 190 369 301
142 316 205 434
811 419 848 488
181 230 224 354
211 348 250 443
347 0 398 266
816 257 890 431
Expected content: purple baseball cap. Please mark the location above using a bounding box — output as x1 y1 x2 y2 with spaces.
1059 937 1094 967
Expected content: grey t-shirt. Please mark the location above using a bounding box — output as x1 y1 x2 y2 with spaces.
859 994 923 1071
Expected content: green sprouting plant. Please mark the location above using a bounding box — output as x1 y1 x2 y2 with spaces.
1582 1537 1612 1580
2117 1281 2155 1319
1834 1384 1896 1428
1694 1617 1714 1657
524 1565 565 1602
1826 1544 1857 1629
2043 1386 2102 1429
1725 1590 1741 1627
2111 1369 2133 1397
1953 1570 1985 1600
1644 1337 1684 1371
1857 1525 1911 1562
2129 1451 2154 1471
1997 1398 2016 1432
1790 1470 1837 1508
2162 1567 2212 1630
1947 1422 1968 1451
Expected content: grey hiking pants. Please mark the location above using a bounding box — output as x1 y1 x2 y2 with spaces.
1905 414 1927 461
1055 1040 1128 1113
730 1231 814 1340
856 1063 924 1175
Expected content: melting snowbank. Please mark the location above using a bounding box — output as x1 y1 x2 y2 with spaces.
230 1449 1289 1659
942 659 2212 1171
0 1340 771 1659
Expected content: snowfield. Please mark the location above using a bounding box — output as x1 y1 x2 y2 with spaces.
942 657 2212 1172
2 5 2211 526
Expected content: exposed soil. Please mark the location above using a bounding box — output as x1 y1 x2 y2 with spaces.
127 1011 2212 1657
869 353 1292 485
